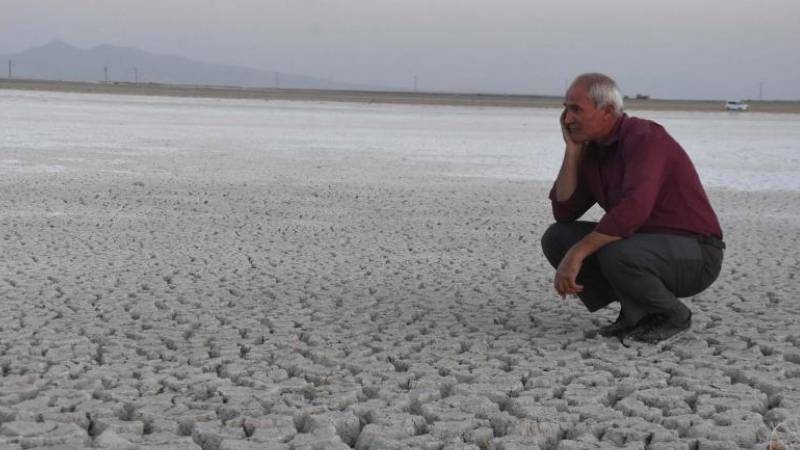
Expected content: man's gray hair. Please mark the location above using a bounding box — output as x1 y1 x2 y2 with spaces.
571 73 624 115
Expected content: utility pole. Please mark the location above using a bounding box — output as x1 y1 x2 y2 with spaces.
759 81 764 101
7 60 11 79
413 75 418 92
104 65 108 83
134 67 138 83
275 72 280 89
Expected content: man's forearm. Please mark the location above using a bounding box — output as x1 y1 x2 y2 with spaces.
554 146 584 202
568 231 621 261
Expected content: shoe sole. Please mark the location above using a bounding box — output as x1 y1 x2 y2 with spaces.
598 327 635 338
626 326 691 345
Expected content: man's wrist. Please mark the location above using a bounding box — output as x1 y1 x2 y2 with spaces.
565 245 587 264
565 143 584 155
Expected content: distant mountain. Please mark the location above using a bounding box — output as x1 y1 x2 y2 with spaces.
0 40 381 91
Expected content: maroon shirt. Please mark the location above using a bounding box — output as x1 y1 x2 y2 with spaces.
550 114 723 239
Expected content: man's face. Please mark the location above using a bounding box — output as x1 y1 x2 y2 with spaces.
563 84 616 143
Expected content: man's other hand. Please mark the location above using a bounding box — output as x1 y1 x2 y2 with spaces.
554 250 584 298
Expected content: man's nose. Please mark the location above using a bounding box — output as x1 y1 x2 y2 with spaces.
564 111 576 124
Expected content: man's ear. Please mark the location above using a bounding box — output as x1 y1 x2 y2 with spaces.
602 104 616 121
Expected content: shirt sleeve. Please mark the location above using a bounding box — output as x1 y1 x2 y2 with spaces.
594 128 671 237
549 172 595 223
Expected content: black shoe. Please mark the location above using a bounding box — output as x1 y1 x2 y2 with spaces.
628 312 692 344
597 311 636 338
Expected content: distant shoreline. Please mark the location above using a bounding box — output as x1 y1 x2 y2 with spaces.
2 78 799 113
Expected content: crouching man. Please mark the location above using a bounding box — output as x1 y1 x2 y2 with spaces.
541 73 725 343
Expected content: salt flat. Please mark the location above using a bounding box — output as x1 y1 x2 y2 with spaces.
1 90 800 449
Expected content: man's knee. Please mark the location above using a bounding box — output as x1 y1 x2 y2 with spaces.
540 223 559 252
541 222 569 264
541 221 599 267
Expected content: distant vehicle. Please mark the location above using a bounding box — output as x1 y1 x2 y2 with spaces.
725 100 749 111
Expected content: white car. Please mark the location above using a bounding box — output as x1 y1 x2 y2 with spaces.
725 100 749 111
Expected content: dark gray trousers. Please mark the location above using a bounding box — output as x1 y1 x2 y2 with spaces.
541 221 724 326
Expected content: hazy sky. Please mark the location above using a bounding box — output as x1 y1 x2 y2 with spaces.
2 0 799 99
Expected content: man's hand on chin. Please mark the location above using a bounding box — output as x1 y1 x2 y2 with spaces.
560 109 587 150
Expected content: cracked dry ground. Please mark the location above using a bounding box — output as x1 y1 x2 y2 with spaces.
1 155 800 450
